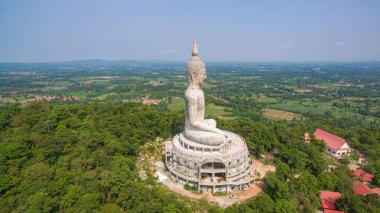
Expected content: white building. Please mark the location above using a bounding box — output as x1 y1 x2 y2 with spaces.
314 128 352 158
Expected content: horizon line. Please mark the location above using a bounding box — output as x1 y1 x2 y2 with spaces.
1 58 380 64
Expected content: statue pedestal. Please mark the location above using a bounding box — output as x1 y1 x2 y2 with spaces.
164 131 255 193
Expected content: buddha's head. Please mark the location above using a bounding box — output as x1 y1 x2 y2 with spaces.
187 37 207 87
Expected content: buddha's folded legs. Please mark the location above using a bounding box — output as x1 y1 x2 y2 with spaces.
184 129 225 146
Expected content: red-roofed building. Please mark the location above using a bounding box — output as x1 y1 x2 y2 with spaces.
324 209 344 213
320 191 342 210
371 188 380 196
351 170 373 183
352 180 373 195
314 128 352 158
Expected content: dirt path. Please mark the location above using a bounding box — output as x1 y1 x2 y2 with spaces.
210 95 229 104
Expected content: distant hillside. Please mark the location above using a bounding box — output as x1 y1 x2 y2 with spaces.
0 59 183 68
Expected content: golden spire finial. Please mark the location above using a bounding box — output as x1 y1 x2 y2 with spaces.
192 35 198 56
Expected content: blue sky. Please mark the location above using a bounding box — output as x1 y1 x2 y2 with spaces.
1 0 379 62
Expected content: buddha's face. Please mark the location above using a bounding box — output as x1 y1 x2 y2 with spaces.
197 67 207 85
188 60 206 87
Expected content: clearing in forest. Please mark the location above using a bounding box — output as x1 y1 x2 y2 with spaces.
294 89 313 94
262 108 303 121
0 97 16 104
94 92 117 100
142 95 161 105
148 79 166 86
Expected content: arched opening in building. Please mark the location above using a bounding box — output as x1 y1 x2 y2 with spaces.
201 162 226 169
200 159 226 182
200 172 226 182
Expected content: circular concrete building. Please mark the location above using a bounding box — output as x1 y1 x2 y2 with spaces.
164 38 254 193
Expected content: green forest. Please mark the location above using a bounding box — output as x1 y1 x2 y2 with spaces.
0 62 380 212
1 101 379 212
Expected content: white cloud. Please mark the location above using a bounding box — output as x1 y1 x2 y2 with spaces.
333 41 346 46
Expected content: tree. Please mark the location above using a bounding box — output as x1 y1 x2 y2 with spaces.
361 194 380 209
61 185 81 209
318 172 337 191
98 203 123 213
275 163 291 181
274 199 298 213
23 162 53 181
295 192 320 213
335 193 368 213
264 172 289 200
246 193 274 213
162 204 182 213
373 173 380 187
307 152 328 175
72 193 101 212
324 110 334 118
334 168 353 193
280 148 307 171
27 192 54 213
0 174 19 195
294 172 319 195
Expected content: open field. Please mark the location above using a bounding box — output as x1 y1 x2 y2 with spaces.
0 62 378 124
262 108 303 121
143 95 161 105
168 99 235 120
205 103 235 120
255 97 279 103
94 92 117 100
284 86 313 94
143 99 161 105
18 95 81 105
270 100 377 122
271 100 332 114
68 91 90 97
0 97 15 104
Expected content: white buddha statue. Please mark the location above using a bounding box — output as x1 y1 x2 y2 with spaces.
184 37 226 146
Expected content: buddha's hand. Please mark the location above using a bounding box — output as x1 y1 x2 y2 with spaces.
212 127 225 137
205 119 217 128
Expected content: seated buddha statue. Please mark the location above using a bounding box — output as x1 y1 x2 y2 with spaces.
183 37 226 146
